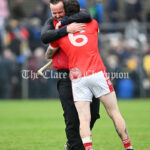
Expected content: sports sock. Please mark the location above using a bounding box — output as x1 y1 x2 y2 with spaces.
82 136 93 150
122 138 133 149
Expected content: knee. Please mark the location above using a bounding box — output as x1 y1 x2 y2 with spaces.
81 113 91 122
79 114 91 128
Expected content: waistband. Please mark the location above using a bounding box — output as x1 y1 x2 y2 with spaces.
57 69 70 74
57 69 70 79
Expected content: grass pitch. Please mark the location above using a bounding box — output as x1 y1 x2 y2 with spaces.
0 99 150 150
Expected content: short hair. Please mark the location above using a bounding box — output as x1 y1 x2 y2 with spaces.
63 0 80 16
49 0 63 5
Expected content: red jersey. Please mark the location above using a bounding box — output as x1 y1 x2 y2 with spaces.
52 50 69 70
52 20 69 70
51 20 106 76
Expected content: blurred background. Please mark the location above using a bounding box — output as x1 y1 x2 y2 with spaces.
0 0 150 100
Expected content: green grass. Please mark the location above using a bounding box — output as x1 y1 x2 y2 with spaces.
0 99 150 150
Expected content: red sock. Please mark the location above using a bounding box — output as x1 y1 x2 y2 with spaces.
122 138 132 149
83 142 93 150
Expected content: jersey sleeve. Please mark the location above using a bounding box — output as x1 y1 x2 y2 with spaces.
49 41 59 50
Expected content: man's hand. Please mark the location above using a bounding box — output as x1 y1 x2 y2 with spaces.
56 21 62 29
67 23 86 33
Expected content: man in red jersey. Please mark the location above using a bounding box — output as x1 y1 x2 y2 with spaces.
41 0 100 150
48 0 134 150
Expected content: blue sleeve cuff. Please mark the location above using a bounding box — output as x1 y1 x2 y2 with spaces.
61 16 69 25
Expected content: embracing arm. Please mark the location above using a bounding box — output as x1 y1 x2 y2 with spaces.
61 9 92 25
41 18 68 44
41 9 92 44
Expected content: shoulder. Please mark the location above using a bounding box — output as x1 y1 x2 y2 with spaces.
86 19 98 29
44 17 54 25
91 19 98 30
91 19 98 26
86 19 98 25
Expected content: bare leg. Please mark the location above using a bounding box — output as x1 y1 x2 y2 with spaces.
100 91 128 140
75 101 91 138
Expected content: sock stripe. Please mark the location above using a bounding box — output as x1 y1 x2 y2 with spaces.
83 142 93 150
82 136 92 144
122 138 132 149
122 138 130 144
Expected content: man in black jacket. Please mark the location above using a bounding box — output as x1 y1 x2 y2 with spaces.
41 0 100 149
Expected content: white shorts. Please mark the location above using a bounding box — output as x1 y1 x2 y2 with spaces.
71 71 114 102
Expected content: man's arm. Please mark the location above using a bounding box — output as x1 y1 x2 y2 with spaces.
45 45 59 59
61 9 92 25
41 9 92 44
41 18 68 44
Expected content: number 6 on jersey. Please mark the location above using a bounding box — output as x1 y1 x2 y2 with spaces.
68 31 88 47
